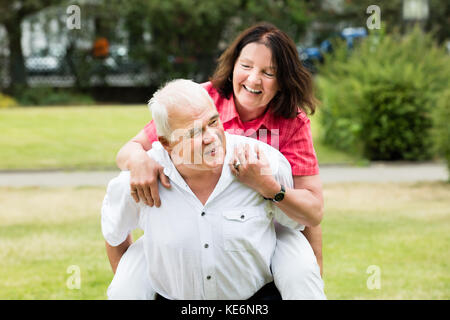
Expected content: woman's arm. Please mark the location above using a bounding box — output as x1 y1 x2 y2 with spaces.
116 129 171 207
230 143 324 274
231 144 323 227
301 224 323 276
116 129 153 170
271 175 323 227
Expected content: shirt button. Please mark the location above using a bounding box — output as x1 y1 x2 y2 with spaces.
204 243 209 248
201 212 205 216
206 275 211 280
240 214 245 220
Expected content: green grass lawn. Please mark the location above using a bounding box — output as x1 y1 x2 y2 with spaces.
0 106 360 170
0 182 448 299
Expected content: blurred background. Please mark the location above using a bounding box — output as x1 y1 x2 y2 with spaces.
0 0 449 299
0 0 448 168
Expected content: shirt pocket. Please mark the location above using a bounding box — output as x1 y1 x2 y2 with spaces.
222 207 272 252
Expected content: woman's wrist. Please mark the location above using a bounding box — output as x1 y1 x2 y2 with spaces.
259 179 281 199
125 147 150 171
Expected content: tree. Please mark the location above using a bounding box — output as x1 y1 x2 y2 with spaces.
0 0 57 91
122 0 313 84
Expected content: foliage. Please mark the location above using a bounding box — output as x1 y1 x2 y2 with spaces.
0 92 18 108
14 87 95 106
119 0 312 85
315 0 449 44
317 27 450 161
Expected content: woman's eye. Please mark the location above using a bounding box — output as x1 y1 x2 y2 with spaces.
264 71 275 77
241 64 250 69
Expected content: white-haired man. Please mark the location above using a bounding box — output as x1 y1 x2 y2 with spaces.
102 79 325 300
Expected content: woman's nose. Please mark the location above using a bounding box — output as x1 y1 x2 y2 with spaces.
247 70 262 84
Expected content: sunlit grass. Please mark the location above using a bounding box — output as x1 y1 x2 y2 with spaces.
0 182 448 299
0 105 360 170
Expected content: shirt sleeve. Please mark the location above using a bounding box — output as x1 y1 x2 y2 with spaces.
143 120 159 144
280 115 319 176
101 171 144 246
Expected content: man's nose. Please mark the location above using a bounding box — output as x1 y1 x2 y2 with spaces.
203 128 216 144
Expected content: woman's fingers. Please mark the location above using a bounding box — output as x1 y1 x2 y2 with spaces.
143 186 154 207
127 154 171 207
136 186 149 206
236 144 247 168
159 168 171 189
149 181 161 207
130 186 140 203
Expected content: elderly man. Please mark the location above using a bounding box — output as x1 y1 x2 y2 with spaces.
102 79 325 300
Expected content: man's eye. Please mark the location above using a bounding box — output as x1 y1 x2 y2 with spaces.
209 120 218 126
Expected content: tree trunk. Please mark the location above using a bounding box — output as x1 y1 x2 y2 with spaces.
5 16 27 91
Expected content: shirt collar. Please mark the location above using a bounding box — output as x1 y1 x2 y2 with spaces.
148 133 237 203
221 95 276 132
220 94 240 124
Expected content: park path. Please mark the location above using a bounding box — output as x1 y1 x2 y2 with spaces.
0 163 447 187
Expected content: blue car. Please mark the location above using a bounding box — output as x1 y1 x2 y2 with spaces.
297 27 368 73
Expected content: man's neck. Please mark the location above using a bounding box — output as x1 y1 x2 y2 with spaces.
176 164 223 205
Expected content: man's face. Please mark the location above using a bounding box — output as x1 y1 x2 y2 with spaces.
164 103 226 171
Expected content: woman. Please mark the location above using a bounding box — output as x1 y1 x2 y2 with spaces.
113 22 324 298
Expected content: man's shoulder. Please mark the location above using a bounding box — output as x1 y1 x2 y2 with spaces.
109 170 131 188
146 141 169 167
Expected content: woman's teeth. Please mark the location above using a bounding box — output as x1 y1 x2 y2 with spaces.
243 85 262 94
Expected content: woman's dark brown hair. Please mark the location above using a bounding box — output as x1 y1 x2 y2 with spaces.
211 22 317 118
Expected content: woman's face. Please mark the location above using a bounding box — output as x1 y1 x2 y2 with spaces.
232 42 279 119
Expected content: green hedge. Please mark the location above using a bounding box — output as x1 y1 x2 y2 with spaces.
13 87 95 106
317 27 450 161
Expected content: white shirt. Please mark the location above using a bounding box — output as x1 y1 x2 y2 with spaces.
101 132 304 300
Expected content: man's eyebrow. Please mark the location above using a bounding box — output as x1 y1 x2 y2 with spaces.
210 114 220 121
187 113 220 136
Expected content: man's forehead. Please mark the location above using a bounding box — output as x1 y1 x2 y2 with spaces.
169 103 217 129
172 102 215 118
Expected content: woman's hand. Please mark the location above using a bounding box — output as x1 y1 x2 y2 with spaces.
229 143 280 199
127 150 171 207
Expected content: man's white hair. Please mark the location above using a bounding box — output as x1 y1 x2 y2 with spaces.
148 79 216 142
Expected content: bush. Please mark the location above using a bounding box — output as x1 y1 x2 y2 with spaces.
317 27 450 161
0 93 18 108
13 87 95 106
432 89 450 179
